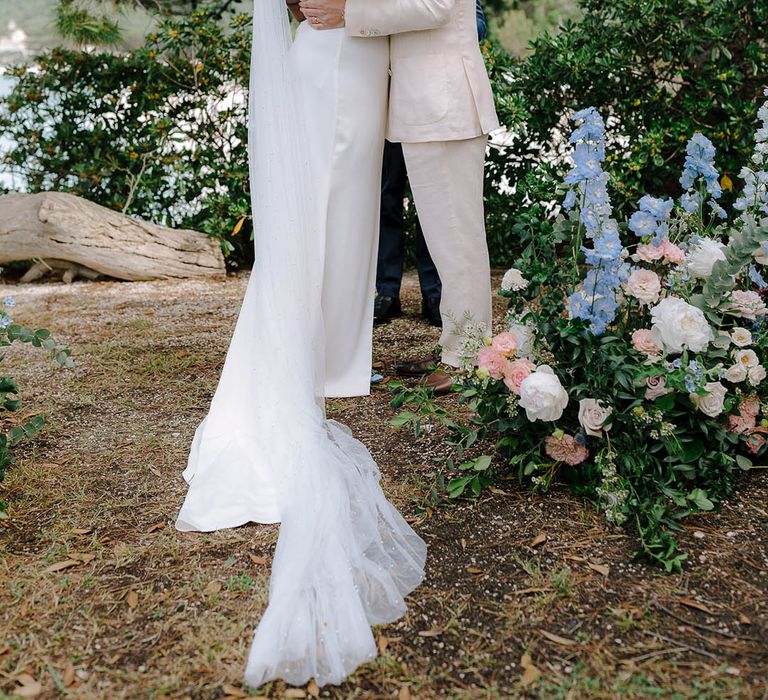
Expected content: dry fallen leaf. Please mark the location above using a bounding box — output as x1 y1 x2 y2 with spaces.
146 521 165 534
62 662 75 687
45 560 80 574
0 645 11 656
398 685 412 700
249 554 267 566
587 562 610 577
417 627 442 638
222 684 246 697
14 674 42 698
71 553 95 563
466 566 484 575
307 679 320 698
284 690 306 699
205 580 223 594
541 630 577 646
676 597 714 614
531 532 547 547
72 528 92 535
520 652 541 687
126 590 139 609
377 635 390 655
738 613 752 625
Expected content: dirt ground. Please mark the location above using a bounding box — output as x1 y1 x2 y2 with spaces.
1 271 767 700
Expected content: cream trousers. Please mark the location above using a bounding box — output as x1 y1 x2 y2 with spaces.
402 135 492 366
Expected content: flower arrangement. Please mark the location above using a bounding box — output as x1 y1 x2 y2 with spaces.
0 293 72 518
420 91 768 571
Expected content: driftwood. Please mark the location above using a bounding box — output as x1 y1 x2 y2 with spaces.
0 192 226 281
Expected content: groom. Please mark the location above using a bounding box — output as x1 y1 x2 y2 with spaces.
300 0 500 377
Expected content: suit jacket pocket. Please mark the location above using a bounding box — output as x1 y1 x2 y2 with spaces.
391 54 449 126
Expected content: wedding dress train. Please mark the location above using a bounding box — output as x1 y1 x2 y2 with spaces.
176 0 426 688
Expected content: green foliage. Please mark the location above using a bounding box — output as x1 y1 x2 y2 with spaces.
0 10 254 264
0 304 73 517
485 0 768 266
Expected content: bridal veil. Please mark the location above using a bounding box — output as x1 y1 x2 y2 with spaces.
176 0 427 687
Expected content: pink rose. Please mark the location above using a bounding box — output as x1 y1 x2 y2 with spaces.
503 358 536 395
636 243 665 262
544 433 589 466
660 240 686 264
726 290 767 321
625 269 662 305
632 329 662 356
645 375 673 400
478 346 510 380
491 332 519 356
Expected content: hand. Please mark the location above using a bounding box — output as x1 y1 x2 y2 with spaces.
299 0 346 30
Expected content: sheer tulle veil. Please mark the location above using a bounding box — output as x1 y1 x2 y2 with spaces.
195 0 429 687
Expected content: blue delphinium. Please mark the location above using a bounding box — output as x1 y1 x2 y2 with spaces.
2 296 14 308
735 91 768 220
679 132 726 220
564 107 628 335
628 195 675 245
0 314 11 330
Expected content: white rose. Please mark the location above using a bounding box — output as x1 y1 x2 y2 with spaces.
510 323 534 358
748 365 767 387
518 365 569 422
501 268 529 292
724 364 748 383
624 269 661 306
686 237 727 279
733 349 760 369
690 381 727 418
730 327 753 347
578 398 613 437
651 297 714 354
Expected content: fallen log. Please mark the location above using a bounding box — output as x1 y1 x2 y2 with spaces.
0 192 226 281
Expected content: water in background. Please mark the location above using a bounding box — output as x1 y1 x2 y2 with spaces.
0 72 20 190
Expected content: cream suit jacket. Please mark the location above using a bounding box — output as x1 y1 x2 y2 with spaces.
344 0 501 143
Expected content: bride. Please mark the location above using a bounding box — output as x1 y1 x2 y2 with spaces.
175 0 427 689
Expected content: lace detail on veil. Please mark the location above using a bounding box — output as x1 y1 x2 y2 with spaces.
239 0 427 688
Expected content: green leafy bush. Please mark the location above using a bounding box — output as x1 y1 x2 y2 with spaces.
0 296 72 517
0 10 254 264
484 0 768 266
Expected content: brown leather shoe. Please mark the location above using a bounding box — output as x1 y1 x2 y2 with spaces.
421 370 454 395
394 354 440 377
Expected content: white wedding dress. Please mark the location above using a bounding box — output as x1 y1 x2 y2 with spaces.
175 1 426 689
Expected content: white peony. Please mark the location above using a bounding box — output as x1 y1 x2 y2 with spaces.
651 297 714 354
748 365 767 387
518 365 569 422
686 237 727 279
624 269 661 306
501 268 529 292
690 381 727 418
724 364 748 383
733 349 760 369
578 399 613 437
509 323 534 358
730 327 753 347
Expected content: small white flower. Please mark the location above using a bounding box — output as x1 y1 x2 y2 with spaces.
748 365 767 387
690 381 727 418
733 348 760 369
501 268 529 292
724 364 748 383
730 327 753 347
